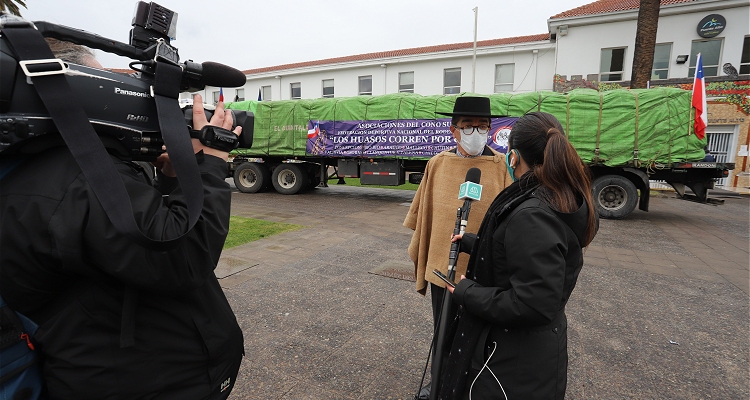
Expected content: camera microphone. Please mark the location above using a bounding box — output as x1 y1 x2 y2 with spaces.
199 61 247 87
182 61 246 91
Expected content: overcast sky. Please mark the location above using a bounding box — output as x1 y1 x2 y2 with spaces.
21 0 589 71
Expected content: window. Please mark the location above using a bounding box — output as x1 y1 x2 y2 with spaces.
179 92 193 105
689 39 722 77
290 82 301 100
261 85 271 101
358 75 372 96
399 72 414 93
740 36 750 75
651 43 672 80
235 88 245 102
443 68 461 94
494 64 514 92
212 90 220 104
322 79 334 98
600 47 626 81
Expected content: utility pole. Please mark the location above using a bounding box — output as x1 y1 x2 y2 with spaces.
472 6 478 93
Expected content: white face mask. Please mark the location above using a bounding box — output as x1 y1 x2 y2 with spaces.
459 132 487 156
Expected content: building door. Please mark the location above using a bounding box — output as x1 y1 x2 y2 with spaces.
706 125 737 187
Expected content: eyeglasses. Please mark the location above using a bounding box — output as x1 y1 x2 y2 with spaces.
453 125 490 135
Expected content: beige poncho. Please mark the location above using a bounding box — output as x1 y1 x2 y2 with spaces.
404 149 511 294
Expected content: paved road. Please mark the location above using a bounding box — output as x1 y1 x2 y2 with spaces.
217 184 749 399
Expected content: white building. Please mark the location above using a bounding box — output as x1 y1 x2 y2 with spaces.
549 0 748 83
200 0 748 102
197 33 555 103
198 0 749 187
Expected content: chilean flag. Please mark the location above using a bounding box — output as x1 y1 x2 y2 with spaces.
692 53 707 140
307 122 320 139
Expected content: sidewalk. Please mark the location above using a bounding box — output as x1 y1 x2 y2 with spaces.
711 186 750 196
217 185 749 399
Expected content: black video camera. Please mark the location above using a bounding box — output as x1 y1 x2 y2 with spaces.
0 1 253 161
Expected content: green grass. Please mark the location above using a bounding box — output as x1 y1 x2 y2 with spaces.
224 216 303 249
328 177 419 191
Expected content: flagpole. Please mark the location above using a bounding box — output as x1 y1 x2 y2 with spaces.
472 6 478 93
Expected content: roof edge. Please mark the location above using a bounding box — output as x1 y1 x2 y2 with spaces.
241 33 550 75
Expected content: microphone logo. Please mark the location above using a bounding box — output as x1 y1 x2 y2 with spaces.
458 181 483 201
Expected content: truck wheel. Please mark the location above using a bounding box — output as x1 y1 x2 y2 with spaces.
592 175 638 219
272 164 308 195
305 171 321 191
234 162 269 193
408 173 424 185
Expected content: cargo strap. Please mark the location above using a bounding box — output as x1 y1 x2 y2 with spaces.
633 92 640 167
565 95 570 138
537 92 542 112
594 93 603 163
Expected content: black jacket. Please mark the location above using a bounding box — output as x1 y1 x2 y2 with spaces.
452 195 590 399
0 147 243 400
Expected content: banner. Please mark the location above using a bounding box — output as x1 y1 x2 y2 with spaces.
306 117 517 157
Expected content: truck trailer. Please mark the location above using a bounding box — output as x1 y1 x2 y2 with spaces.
226 89 733 219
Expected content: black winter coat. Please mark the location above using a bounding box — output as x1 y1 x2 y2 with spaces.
0 147 244 400
451 195 590 400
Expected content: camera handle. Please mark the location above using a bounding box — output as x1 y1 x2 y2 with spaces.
3 25 204 251
34 21 149 61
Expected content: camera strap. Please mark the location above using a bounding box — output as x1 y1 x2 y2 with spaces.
2 26 204 251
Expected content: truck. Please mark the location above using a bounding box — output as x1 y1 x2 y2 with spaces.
225 89 734 219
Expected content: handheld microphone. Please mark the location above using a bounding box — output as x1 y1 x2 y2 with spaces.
447 168 482 275
432 168 484 400
458 168 482 235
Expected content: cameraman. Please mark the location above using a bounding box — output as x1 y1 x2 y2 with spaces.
0 42 244 400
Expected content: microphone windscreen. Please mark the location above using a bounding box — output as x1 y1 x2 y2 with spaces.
465 167 481 184
200 61 247 88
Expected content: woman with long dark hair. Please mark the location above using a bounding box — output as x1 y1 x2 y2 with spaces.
439 112 598 399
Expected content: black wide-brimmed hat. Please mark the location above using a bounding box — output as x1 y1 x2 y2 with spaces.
436 96 507 118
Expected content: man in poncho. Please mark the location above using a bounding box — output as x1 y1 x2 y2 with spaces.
404 96 511 320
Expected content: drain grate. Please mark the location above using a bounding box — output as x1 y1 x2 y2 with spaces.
368 261 415 282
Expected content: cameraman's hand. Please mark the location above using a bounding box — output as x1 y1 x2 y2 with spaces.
191 93 242 160
153 150 176 177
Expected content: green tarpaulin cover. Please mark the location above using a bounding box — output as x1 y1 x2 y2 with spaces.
227 88 705 166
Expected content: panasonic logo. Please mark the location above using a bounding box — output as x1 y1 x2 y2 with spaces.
127 114 149 122
115 87 151 98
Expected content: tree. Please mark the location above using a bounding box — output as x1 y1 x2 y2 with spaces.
0 0 27 16
630 0 661 89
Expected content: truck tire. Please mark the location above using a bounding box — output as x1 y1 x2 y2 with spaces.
305 171 321 191
592 175 638 219
234 162 270 193
272 164 308 195
408 173 424 185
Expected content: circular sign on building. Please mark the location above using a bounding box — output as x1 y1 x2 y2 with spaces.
697 14 726 38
